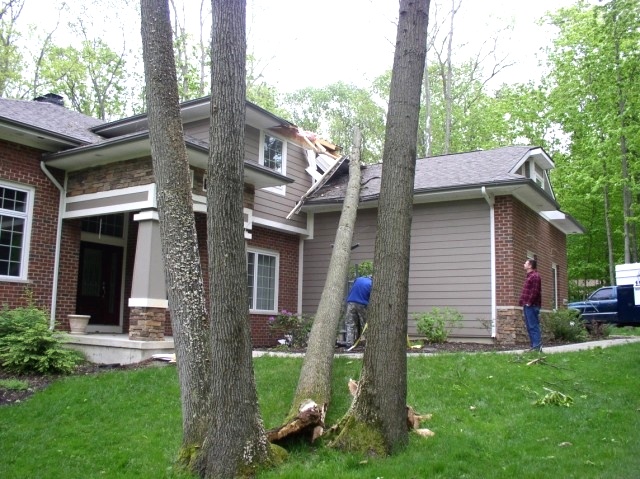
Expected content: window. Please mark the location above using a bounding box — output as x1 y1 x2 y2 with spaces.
81 214 124 238
247 249 278 312
259 132 287 194
0 183 33 280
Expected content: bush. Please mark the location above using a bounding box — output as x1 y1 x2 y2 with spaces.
0 297 84 374
414 307 463 343
349 260 374 280
268 310 314 349
542 308 589 343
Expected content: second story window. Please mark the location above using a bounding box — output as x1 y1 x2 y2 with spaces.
259 132 287 195
260 132 286 174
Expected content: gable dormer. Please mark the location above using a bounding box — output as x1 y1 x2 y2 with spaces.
513 147 555 199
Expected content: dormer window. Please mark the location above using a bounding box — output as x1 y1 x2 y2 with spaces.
259 132 287 194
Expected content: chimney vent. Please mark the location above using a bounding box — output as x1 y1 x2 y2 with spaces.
33 93 65 107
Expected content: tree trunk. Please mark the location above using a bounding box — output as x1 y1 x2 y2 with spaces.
198 0 271 476
443 0 454 154
140 0 213 467
330 0 429 455
284 128 362 427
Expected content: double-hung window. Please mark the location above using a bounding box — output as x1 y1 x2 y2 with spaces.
259 131 287 194
0 182 34 281
247 248 278 313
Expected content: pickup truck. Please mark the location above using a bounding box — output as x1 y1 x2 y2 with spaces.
567 284 640 327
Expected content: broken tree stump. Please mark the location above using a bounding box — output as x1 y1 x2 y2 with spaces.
266 399 327 445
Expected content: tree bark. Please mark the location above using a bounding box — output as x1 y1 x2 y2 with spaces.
198 0 271 476
285 128 362 426
330 0 429 455
140 0 213 467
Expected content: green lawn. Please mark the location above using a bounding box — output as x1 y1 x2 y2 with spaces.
1 344 639 478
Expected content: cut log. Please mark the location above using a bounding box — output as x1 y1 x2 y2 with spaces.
266 400 327 445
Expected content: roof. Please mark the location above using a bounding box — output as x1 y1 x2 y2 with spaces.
0 97 104 146
303 145 585 235
307 146 544 203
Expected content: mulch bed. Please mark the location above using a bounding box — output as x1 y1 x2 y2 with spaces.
0 341 570 407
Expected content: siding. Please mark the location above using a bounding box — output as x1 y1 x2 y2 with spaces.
302 199 492 339
251 125 312 231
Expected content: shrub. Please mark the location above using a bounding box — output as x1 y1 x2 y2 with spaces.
0 297 84 374
349 260 373 280
414 307 463 343
542 308 588 343
268 310 314 349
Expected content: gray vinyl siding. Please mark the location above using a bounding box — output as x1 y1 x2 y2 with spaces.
252 127 311 230
183 119 208 141
183 121 312 231
302 199 492 340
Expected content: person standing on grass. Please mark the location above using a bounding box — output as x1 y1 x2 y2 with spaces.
519 258 542 352
344 275 373 347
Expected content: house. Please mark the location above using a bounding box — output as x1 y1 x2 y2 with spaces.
0 93 583 362
299 147 584 344
0 93 341 361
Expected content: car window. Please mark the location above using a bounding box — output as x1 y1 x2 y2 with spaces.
591 288 613 300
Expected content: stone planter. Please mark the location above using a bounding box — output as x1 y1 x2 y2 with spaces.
68 314 91 334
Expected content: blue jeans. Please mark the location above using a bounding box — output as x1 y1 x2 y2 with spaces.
523 306 542 349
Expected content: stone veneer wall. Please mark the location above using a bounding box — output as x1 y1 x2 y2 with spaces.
129 307 166 341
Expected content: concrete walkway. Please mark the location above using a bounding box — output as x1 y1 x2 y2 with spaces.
504 335 640 355
252 336 640 359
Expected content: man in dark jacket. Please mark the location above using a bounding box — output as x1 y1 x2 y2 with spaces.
519 258 542 352
344 275 373 347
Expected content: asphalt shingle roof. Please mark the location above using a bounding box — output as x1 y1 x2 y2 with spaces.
0 97 104 144
309 146 536 203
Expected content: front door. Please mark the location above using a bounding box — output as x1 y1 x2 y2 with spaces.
76 242 123 326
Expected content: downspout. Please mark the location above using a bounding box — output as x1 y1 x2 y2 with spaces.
481 187 497 338
40 161 66 330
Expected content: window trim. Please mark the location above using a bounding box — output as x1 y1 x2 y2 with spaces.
247 246 279 314
0 181 35 282
258 131 287 196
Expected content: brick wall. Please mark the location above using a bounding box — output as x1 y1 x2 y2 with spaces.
139 216 298 347
0 140 65 317
247 225 299 347
494 195 568 344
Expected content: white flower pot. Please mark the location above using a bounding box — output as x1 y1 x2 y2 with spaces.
68 314 91 334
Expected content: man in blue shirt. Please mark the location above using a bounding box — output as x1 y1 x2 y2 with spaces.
344 275 373 347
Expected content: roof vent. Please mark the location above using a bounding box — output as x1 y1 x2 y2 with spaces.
33 93 65 107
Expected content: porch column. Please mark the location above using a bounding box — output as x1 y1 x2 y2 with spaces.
128 210 167 341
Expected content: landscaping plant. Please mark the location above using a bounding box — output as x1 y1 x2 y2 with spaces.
414 307 463 343
0 295 83 374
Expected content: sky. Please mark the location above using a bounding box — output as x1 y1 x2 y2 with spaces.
19 0 585 94
244 0 582 93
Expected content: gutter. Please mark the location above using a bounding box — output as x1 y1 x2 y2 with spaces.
481 187 497 338
40 161 66 330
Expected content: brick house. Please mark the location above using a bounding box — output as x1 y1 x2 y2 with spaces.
0 94 583 360
299 147 584 344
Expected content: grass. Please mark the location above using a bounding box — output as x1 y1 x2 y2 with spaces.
610 325 640 337
1 344 639 478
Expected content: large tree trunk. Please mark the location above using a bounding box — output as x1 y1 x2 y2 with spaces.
330 0 429 455
140 0 213 467
283 129 363 427
197 0 271 476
